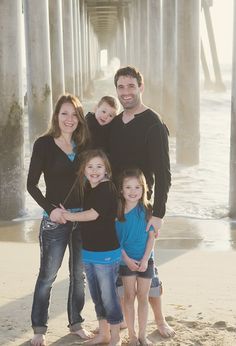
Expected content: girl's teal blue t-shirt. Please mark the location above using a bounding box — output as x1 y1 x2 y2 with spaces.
115 205 154 265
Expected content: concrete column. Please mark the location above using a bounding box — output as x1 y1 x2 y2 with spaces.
131 1 140 68
229 2 236 218
88 24 98 80
202 1 226 91
86 20 94 96
24 0 52 147
176 0 200 165
124 4 134 65
84 3 90 95
147 0 162 112
0 1 24 219
80 0 88 94
115 20 122 65
49 0 65 105
114 25 120 63
162 0 176 135
62 0 75 94
118 6 127 66
139 0 149 79
77 0 83 99
201 40 214 89
73 0 80 97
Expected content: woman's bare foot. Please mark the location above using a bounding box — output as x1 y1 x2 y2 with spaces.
138 337 153 345
31 334 46 346
157 322 175 338
84 333 111 345
71 328 94 339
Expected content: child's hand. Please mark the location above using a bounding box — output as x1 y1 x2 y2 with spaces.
50 208 67 224
125 257 140 271
59 204 75 221
138 259 148 272
62 211 75 222
59 203 66 210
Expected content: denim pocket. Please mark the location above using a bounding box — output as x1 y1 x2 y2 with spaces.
41 217 58 231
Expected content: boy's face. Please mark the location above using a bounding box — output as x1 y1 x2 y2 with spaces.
95 101 117 126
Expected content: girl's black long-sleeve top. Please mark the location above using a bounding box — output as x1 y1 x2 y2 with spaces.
27 135 82 215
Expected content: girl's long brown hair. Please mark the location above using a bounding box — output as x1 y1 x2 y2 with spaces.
117 168 152 221
46 93 90 151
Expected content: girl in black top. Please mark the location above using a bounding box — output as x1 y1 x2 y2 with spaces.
63 149 123 346
27 93 92 346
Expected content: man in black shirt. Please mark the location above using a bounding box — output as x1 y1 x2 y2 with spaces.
109 66 175 338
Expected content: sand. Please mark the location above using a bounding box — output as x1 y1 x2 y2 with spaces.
0 217 236 345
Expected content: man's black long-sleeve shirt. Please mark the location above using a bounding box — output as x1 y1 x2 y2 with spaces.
108 109 171 218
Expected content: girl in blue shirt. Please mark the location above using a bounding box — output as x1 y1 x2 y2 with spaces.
116 168 155 346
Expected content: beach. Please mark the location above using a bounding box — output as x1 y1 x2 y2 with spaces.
0 217 236 345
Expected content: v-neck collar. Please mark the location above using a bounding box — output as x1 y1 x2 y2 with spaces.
120 109 148 125
52 137 76 163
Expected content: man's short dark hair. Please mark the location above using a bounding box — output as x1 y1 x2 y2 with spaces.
114 66 143 87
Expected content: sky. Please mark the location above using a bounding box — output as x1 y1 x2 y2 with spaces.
201 0 233 65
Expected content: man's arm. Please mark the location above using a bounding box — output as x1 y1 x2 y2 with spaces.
147 122 171 227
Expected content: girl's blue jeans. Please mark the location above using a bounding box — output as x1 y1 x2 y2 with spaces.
84 262 123 325
31 217 85 334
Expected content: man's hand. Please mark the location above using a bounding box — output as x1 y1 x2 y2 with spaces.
146 216 163 237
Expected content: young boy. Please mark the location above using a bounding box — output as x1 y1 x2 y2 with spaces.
86 95 119 152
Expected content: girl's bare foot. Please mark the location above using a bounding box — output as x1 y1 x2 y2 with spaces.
94 322 126 333
92 326 99 334
71 328 94 339
108 340 122 346
31 334 46 346
157 322 175 338
120 321 127 329
128 337 140 346
84 333 111 345
138 337 153 345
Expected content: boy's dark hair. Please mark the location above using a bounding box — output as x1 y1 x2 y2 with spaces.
114 66 143 87
98 95 119 111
